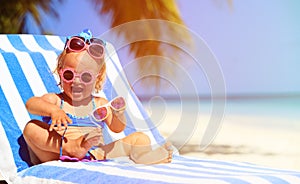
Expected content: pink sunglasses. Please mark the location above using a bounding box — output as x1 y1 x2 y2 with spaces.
65 36 105 60
91 96 126 122
59 68 97 84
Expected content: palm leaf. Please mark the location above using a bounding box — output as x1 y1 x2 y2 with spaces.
0 0 62 34
91 0 192 88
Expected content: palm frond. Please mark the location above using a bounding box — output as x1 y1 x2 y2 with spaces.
92 0 192 88
0 0 62 34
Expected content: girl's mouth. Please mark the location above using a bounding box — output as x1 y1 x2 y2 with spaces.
72 86 84 93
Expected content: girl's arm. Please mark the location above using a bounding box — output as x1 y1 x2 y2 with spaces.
26 93 60 116
26 93 72 131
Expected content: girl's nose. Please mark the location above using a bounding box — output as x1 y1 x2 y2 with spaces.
73 76 81 83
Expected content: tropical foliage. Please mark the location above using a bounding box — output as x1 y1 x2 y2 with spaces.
92 0 191 84
0 0 61 33
0 0 232 88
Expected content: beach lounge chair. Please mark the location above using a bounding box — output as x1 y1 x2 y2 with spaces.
1 34 300 184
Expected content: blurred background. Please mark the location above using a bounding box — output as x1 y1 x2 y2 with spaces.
2 0 300 97
1 0 300 170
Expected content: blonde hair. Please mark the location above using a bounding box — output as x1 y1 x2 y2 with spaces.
55 50 106 93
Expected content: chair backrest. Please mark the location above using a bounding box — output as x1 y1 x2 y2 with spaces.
0 34 164 177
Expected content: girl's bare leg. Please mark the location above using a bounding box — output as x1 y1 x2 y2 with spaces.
23 120 101 163
93 132 173 164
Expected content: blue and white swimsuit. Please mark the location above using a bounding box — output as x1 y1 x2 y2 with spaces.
42 96 104 128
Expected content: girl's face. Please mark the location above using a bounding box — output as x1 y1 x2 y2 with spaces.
59 51 101 103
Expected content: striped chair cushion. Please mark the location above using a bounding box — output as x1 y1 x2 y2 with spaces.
1 34 300 184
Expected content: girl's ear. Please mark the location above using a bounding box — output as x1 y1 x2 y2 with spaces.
57 69 64 90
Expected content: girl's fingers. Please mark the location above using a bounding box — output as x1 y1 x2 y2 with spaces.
62 119 69 129
49 123 55 131
49 114 71 131
66 116 72 124
56 120 62 131
50 121 59 131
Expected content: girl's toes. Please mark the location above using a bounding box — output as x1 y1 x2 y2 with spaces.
164 142 173 163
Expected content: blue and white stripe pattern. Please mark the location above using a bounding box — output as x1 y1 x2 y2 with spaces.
1 34 300 184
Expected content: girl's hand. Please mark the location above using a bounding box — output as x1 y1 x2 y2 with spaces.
108 108 126 133
113 109 126 124
112 109 125 118
49 109 72 131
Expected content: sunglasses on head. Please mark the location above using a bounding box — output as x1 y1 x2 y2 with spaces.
65 36 105 59
59 68 97 84
91 97 126 122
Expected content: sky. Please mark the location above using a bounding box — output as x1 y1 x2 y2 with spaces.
28 0 300 97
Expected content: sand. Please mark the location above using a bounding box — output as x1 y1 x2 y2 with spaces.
180 115 300 171
147 100 300 171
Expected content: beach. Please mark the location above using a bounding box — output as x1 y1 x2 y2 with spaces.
142 97 300 171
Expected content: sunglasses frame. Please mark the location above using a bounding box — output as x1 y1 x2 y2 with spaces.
65 36 105 60
91 97 126 122
59 68 97 85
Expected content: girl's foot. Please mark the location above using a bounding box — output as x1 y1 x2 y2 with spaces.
89 148 106 160
130 142 173 164
63 128 102 159
161 142 173 163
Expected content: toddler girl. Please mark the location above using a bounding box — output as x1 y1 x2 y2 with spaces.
23 30 173 164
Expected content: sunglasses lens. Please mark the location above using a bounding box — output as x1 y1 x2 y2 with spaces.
81 72 93 83
111 97 126 110
69 38 85 50
89 44 104 58
66 37 105 59
91 38 105 45
63 70 74 81
93 107 108 121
